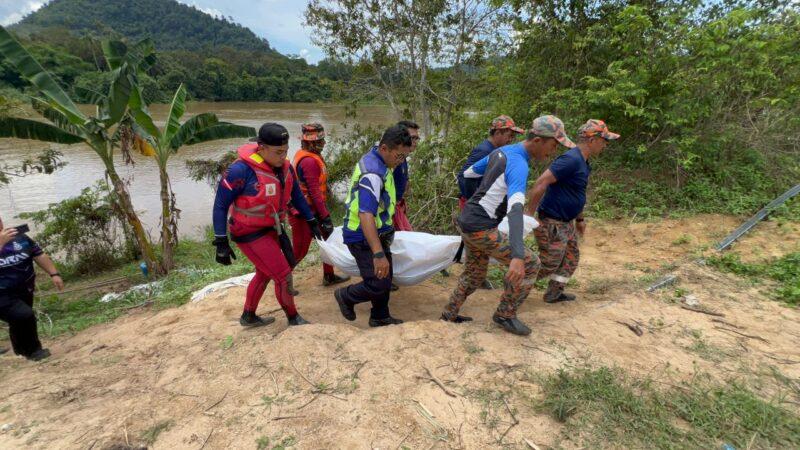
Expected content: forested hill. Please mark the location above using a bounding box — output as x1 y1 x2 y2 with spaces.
2 0 344 102
11 0 278 54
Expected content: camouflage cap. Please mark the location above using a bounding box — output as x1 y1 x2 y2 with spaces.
301 123 326 141
490 115 524 134
578 119 620 140
530 115 575 148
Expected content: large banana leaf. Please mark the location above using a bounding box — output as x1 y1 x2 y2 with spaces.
128 38 156 72
168 112 219 150
162 84 187 146
179 122 256 147
127 85 160 139
73 86 107 106
101 40 128 70
0 26 86 125
0 117 84 144
104 66 133 127
30 98 87 139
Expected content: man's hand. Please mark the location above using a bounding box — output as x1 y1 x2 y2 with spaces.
0 228 18 247
506 258 525 286
319 215 334 236
213 236 236 266
373 255 390 279
51 275 65 291
576 220 586 236
307 217 323 240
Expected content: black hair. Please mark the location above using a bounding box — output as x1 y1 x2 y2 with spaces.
397 120 420 130
380 124 413 149
526 131 557 141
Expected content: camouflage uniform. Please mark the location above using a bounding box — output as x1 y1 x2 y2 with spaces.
534 216 580 301
444 227 540 319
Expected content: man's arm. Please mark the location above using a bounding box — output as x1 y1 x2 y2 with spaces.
525 169 557 216
357 173 391 278
33 253 64 291
212 163 247 237
504 160 530 286
297 157 330 218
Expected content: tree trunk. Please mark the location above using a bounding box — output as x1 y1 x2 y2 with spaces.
158 162 175 272
104 158 163 275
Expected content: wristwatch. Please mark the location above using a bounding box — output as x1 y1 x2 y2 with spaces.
372 251 386 259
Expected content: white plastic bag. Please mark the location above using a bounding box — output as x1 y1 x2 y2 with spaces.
191 273 255 302
498 214 539 236
317 228 462 286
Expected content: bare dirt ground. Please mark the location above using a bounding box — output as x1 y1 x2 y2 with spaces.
0 215 798 449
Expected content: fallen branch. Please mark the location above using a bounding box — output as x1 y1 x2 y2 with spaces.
396 425 416 450
681 305 725 317
499 398 519 443
524 438 542 450
295 394 319 410
764 353 800 365
711 318 743 329
6 384 42 397
290 358 317 389
714 327 769 343
272 415 305 421
615 320 643 336
204 391 228 412
521 344 555 356
199 428 214 450
423 365 458 397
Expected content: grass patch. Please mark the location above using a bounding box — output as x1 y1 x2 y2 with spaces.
535 366 800 449
15 235 254 340
707 252 800 305
141 420 174 445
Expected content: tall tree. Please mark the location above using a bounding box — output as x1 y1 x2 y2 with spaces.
0 26 162 273
305 0 504 137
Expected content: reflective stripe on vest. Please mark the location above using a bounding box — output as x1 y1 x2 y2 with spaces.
342 155 396 232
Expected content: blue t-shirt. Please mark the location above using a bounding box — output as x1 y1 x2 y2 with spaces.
0 234 43 291
538 147 591 221
457 139 496 198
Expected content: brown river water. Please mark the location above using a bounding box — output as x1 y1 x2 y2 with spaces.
0 102 395 238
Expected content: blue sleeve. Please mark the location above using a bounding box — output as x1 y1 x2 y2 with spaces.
505 155 529 203
549 153 579 181
393 161 408 201
357 174 382 215
212 162 248 237
290 170 314 220
467 154 491 177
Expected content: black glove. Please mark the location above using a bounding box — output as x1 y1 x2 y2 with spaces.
319 215 334 237
307 217 323 240
212 236 236 266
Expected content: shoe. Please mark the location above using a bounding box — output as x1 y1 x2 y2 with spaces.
390 283 399 291
288 314 310 326
323 273 351 287
239 312 276 328
440 269 450 277
290 288 300 296
0 348 8 355
334 289 356 321
492 315 532 336
368 316 404 327
544 292 576 304
440 313 473 323
26 348 51 361
479 280 494 290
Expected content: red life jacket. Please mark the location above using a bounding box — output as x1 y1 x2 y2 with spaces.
292 149 328 203
229 144 293 236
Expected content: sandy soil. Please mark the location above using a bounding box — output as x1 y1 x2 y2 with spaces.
0 214 798 449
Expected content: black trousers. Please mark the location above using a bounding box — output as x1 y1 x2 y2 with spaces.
340 234 394 319
0 282 42 357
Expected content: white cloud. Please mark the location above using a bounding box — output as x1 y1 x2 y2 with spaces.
1 1 45 26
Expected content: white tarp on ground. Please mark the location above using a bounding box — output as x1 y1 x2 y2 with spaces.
190 273 255 303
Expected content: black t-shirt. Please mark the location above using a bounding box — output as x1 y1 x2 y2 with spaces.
0 234 43 291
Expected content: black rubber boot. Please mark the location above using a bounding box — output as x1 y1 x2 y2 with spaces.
323 273 351 287
368 316 404 327
26 348 51 361
334 288 356 321
492 314 532 336
239 311 276 328
440 313 473 323
545 292 577 304
288 314 310 326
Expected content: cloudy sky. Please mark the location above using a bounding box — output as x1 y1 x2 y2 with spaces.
0 0 325 63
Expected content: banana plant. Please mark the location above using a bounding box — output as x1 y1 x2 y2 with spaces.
0 26 164 274
128 83 255 271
